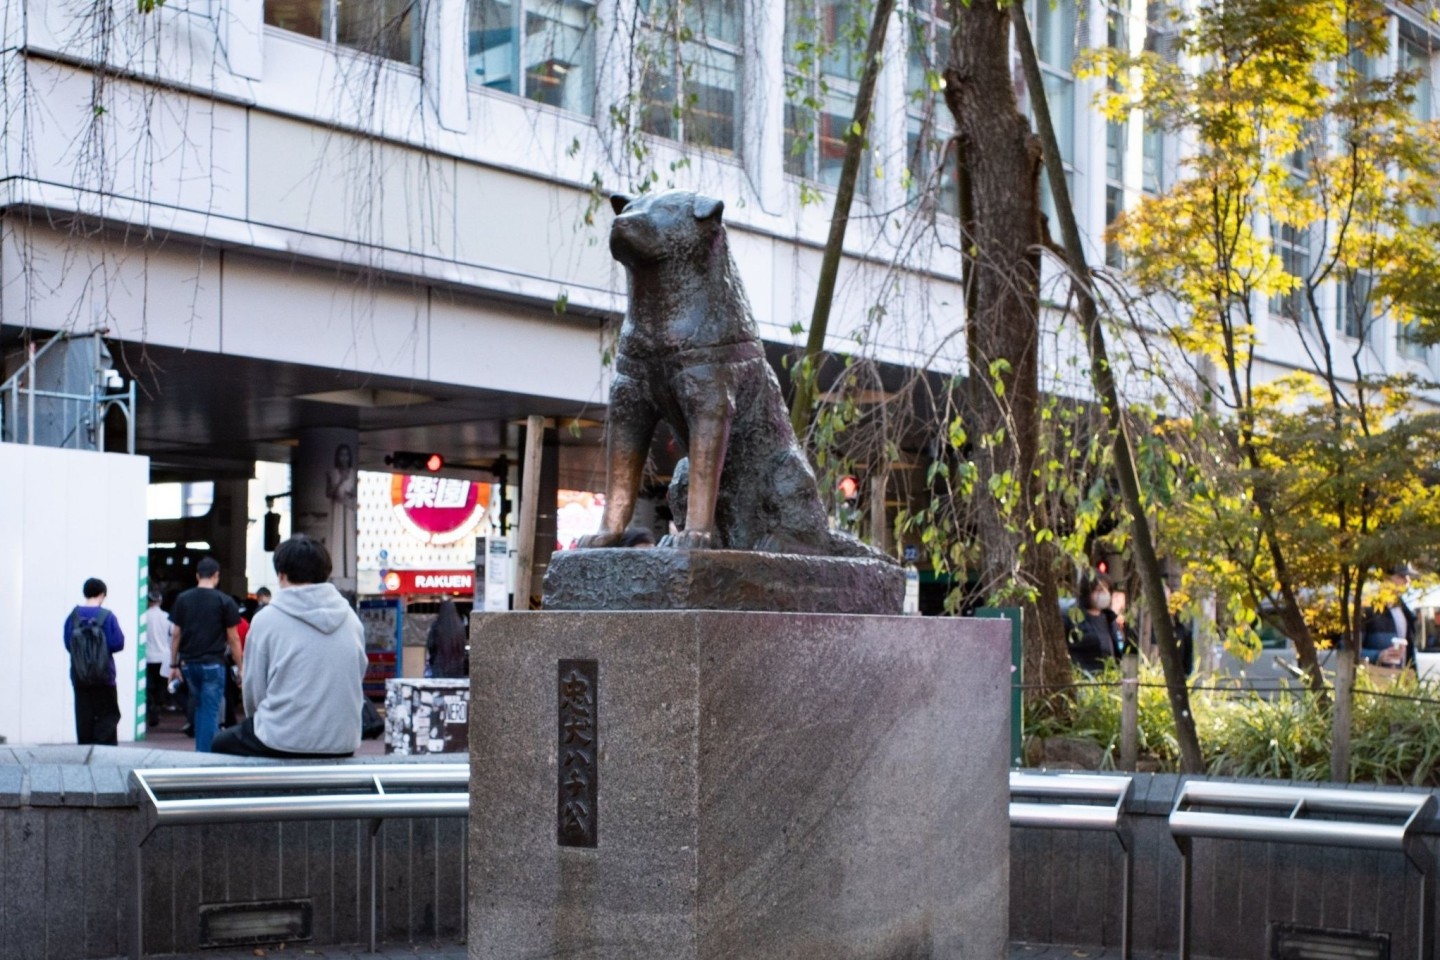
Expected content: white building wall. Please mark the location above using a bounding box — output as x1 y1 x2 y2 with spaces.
4 0 1434 403
0 444 148 745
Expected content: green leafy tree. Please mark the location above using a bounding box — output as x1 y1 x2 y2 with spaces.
1093 0 1440 777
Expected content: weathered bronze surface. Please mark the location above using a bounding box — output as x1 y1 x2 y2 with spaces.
578 190 891 562
557 658 599 848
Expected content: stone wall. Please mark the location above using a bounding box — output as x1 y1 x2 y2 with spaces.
0 746 465 960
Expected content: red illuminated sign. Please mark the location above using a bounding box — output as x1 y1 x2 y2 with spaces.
390 475 491 544
383 570 475 595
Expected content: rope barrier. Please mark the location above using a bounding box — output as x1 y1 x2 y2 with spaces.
1013 678 1440 705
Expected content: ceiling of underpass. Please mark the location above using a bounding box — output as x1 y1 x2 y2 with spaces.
1 329 610 488
1 328 946 494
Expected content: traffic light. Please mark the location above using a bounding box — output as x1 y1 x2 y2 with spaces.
835 475 861 531
262 511 282 552
386 451 445 472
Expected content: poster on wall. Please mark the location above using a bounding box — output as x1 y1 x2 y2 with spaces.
358 598 402 698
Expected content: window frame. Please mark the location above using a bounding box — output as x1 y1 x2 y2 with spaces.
466 0 599 116
638 0 745 155
903 0 957 217
783 0 867 191
263 0 423 68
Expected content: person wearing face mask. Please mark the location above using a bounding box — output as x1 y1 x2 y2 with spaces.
1068 572 1126 673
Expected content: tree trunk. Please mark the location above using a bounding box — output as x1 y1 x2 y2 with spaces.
945 0 1070 706
1008 0 1204 772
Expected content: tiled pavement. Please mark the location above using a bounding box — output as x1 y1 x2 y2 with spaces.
120 943 1185 960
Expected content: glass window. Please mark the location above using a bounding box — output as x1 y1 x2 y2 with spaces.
1338 273 1371 341
1271 221 1310 325
467 0 596 113
1401 26 1435 227
785 0 864 190
904 0 955 215
338 0 420 67
1104 184 1124 268
1140 3 1172 194
264 0 326 38
1032 0 1076 170
640 0 742 153
264 0 419 67
1398 319 1428 360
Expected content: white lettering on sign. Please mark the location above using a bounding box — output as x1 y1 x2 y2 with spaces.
404 476 440 509
434 478 471 508
445 701 468 724
415 574 473 589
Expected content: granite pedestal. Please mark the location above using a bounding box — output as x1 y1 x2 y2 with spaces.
468 611 1010 960
544 547 906 614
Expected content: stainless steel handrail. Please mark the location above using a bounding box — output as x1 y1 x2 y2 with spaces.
1009 771 1135 960
130 764 470 960
137 763 468 793
1169 780 1436 960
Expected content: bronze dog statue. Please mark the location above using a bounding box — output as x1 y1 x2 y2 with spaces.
578 190 885 559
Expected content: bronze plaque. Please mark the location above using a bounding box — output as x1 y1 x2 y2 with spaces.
557 659 598 847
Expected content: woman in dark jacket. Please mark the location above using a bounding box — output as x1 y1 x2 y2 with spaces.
1067 573 1125 673
425 599 469 679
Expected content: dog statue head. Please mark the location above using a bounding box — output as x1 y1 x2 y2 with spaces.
609 190 727 270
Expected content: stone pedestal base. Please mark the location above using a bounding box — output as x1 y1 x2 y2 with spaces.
543 547 905 614
468 611 1009 960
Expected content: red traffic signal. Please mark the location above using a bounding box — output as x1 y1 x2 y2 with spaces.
386 451 446 473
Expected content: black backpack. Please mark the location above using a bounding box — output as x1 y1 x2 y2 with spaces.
69 607 112 686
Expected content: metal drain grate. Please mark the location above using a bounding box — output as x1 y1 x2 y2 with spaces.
1270 923 1390 960
199 898 313 948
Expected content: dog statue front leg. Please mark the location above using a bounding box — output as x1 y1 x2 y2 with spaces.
578 374 656 548
662 409 730 550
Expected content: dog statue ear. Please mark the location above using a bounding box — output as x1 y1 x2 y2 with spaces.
692 196 724 221
611 193 634 215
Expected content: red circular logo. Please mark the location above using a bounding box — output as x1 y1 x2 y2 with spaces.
390 475 491 544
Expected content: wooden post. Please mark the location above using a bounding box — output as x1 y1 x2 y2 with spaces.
1331 648 1355 782
514 415 546 610
1120 653 1139 771
869 472 889 554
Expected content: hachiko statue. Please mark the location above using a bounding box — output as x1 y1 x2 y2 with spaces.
579 190 885 559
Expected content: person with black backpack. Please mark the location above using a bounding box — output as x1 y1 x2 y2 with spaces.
64 577 126 745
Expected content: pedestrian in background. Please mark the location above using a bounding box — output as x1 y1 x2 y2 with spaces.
142 589 171 726
1067 572 1125 674
65 577 126 745
169 557 242 752
425 598 468 679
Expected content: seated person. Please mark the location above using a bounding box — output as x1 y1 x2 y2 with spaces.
213 535 368 759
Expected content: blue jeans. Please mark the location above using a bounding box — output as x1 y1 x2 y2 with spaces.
182 662 226 753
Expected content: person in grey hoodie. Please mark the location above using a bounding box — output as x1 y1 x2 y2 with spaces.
212 534 368 758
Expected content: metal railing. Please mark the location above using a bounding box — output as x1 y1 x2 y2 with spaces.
1009 771 1136 960
1169 780 1436 960
1 330 135 452
131 764 469 959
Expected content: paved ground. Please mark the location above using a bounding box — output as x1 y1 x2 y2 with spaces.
141 712 387 756
119 943 1170 960
118 944 467 959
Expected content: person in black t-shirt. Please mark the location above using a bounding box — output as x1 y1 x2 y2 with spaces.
168 557 242 752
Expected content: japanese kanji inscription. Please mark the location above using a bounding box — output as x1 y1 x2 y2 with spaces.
557 658 599 847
